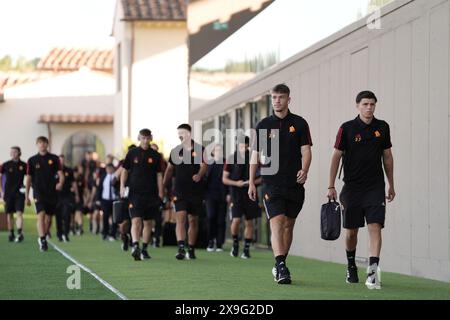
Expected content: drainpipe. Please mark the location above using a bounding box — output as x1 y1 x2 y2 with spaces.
127 22 135 138
47 123 52 152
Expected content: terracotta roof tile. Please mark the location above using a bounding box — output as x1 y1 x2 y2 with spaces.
37 48 113 73
38 114 114 124
121 0 186 21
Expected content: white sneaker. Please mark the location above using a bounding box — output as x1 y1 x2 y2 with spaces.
108 236 116 242
272 266 277 282
215 247 223 252
365 264 381 290
206 246 215 252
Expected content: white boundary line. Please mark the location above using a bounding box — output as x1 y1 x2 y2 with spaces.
48 240 128 300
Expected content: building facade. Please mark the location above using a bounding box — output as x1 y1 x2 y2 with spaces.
190 0 450 282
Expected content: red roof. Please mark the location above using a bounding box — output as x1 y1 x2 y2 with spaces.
38 114 113 124
121 0 186 21
37 48 113 73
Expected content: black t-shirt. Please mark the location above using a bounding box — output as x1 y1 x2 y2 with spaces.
27 153 61 199
205 160 227 201
59 166 74 197
169 140 205 198
0 160 27 199
122 146 163 196
334 116 392 191
75 174 84 200
224 150 255 200
253 111 313 187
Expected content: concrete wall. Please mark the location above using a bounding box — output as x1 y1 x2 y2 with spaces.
190 0 450 282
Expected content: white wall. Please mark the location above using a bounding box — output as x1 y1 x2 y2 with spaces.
0 70 115 161
190 0 450 282
130 24 189 157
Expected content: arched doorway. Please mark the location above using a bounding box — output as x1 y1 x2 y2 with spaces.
62 132 105 167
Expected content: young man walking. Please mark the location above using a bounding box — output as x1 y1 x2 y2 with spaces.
0 146 27 242
25 136 64 252
56 154 79 242
249 84 312 284
327 90 395 290
223 136 261 259
163 124 207 260
121 129 164 261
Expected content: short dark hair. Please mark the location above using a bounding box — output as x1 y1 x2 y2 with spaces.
139 128 152 137
36 136 49 144
271 84 290 96
177 123 191 132
11 146 21 156
356 91 378 104
106 163 115 169
128 144 137 151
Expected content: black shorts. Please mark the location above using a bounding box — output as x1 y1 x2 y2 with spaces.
262 184 305 220
230 191 261 220
339 186 386 229
4 193 25 214
174 196 203 216
128 194 160 221
35 198 57 215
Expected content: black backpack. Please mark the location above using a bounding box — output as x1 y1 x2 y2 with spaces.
320 200 342 240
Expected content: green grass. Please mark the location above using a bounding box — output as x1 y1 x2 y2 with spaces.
1 207 450 300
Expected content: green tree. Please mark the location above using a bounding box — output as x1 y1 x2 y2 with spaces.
0 55 12 70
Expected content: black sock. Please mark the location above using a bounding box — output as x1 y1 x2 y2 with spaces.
178 240 185 250
133 241 139 248
232 235 238 246
275 255 286 267
244 238 251 250
18 228 22 235
9 230 15 236
369 256 380 266
142 243 148 250
188 245 195 252
40 236 46 242
346 250 356 267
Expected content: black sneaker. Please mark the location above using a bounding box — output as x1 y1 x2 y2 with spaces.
15 234 24 243
140 249 151 260
346 265 359 284
8 234 15 242
131 246 141 261
230 245 239 257
175 248 186 260
187 249 196 260
57 235 63 242
277 264 292 284
241 248 250 259
121 235 129 251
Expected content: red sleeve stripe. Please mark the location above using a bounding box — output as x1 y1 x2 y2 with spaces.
334 127 344 149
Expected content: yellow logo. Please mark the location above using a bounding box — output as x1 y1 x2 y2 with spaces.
19 166 23 171
289 126 296 133
148 157 153 164
374 131 381 138
48 159 53 165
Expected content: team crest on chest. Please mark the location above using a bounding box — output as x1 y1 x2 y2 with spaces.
19 166 24 171
133 157 139 163
374 130 381 138
354 134 362 142
148 157 153 164
289 126 296 133
48 159 53 165
36 164 40 169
